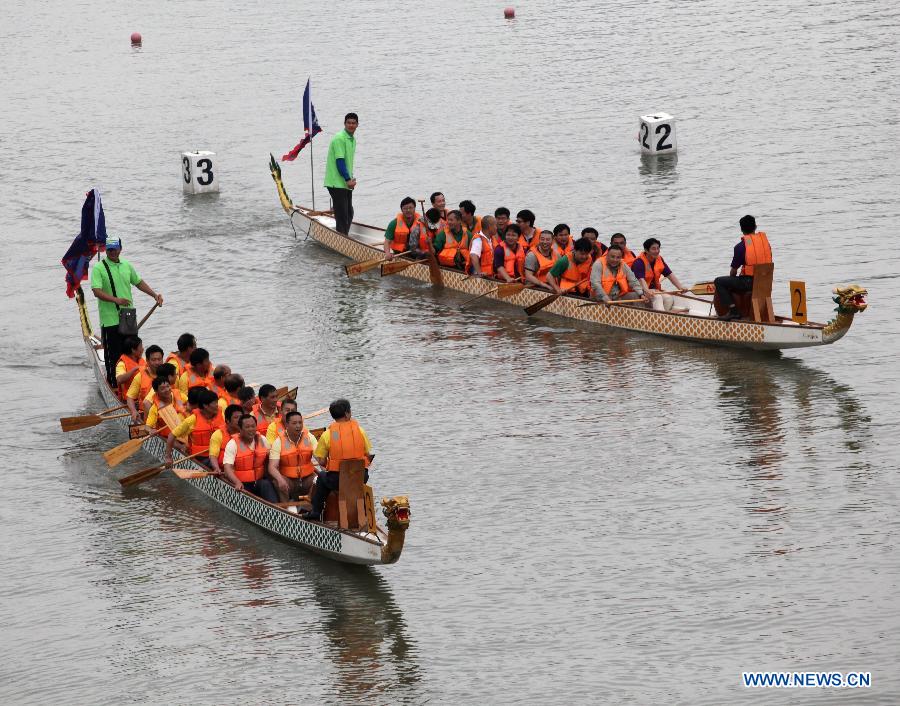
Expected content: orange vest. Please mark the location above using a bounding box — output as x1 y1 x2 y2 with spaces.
230 434 268 483
741 232 772 276
325 419 369 471
189 410 225 456
165 352 189 377
391 213 423 252
210 381 227 399
461 215 482 235
551 238 573 258
518 228 542 252
153 396 186 433
252 404 279 438
529 246 556 282
184 364 214 391
438 227 470 269
500 243 524 278
635 252 667 290
473 233 494 276
621 247 636 267
597 256 631 296
117 355 144 400
559 256 592 295
277 429 316 479
136 367 156 403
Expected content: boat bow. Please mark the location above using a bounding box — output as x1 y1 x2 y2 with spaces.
822 284 869 344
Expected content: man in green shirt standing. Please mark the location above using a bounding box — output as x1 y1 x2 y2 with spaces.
324 112 359 234
90 237 164 387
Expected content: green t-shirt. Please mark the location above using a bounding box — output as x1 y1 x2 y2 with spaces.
548 256 572 279
324 129 356 189
89 256 141 327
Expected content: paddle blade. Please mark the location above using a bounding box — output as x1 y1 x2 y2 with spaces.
104 435 149 468
690 281 716 295
119 465 166 487
60 414 103 432
302 407 329 420
157 405 183 435
524 293 560 316
345 257 384 277
381 259 417 276
426 250 444 288
497 282 526 298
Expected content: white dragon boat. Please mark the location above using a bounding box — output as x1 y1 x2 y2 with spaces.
270 157 867 352
73 290 410 566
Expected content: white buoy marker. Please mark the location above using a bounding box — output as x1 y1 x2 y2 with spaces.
638 114 677 155
181 151 219 194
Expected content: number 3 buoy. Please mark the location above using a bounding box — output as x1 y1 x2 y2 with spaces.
638 113 677 155
181 151 219 194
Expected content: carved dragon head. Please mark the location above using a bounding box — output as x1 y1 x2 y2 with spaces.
833 285 868 314
381 496 411 531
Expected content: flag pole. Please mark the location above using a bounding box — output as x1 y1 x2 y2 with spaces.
308 80 316 211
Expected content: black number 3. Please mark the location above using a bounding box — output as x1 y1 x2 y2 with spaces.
655 123 673 151
196 158 214 186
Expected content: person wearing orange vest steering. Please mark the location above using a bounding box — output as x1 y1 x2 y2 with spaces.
115 335 145 404
124 344 164 422
164 388 225 468
522 230 557 290
383 196 424 260
268 410 319 508
492 225 525 283
208 403 243 475
714 215 773 320
165 333 196 379
546 238 594 296
609 233 637 267
589 243 647 305
221 414 277 502
469 215 498 278
176 348 214 396
301 398 373 521
631 237 688 311
434 210 471 271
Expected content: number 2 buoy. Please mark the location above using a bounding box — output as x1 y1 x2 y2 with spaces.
638 113 677 155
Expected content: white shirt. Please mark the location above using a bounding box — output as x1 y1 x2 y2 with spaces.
223 435 270 466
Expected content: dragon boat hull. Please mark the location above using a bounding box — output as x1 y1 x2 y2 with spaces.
75 296 406 566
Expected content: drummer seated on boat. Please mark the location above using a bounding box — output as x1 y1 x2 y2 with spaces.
165 388 225 468
142 362 178 414
631 238 688 312
546 237 594 296
383 197 424 260
209 403 243 475
609 233 637 267
177 348 214 396
221 414 278 503
581 227 607 261
469 215 498 278
252 384 281 439
115 335 145 403
268 410 319 507
523 230 557 290
493 224 525 283
434 210 471 271
165 333 196 379
302 398 372 522
124 344 164 422
146 376 188 453
713 215 773 321
589 243 647 305
459 200 482 236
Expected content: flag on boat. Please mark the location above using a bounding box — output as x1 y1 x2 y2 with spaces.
61 188 107 298
281 78 322 161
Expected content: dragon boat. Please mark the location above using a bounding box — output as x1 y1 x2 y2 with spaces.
270 158 867 352
73 290 410 566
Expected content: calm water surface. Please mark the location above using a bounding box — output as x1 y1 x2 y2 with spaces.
1 0 898 703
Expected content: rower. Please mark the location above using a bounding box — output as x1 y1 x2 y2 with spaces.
165 388 225 468
146 376 188 453
609 233 636 266
412 207 444 258
383 196 423 260
165 333 196 378
221 414 278 502
469 215 497 278
302 398 373 522
221 373 245 407
493 224 525 283
266 398 299 444
631 238 688 311
252 384 280 438
581 227 607 261
515 209 541 251
142 362 178 414
115 335 144 402
713 215 773 321
523 230 557 290
429 191 448 223
177 348 213 395
546 238 594 296
495 207 512 240
237 386 257 415
125 344 163 422
589 243 646 304
459 200 482 236
551 223 574 259
268 410 319 507
434 210 471 271
210 364 231 399
209 403 243 475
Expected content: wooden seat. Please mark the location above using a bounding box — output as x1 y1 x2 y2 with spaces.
337 460 367 530
713 262 775 322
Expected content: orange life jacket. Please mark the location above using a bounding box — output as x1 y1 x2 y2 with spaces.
210 381 227 399
165 352 189 377
252 404 279 438
597 256 631 296
230 434 268 483
461 215 482 236
183 364 214 391
438 227 470 269
635 252 667 290
153 396 186 434
551 238 573 258
325 419 369 471
559 256 592 295
528 246 557 282
189 410 226 456
117 355 144 400
472 233 494 276
390 213 423 252
277 429 316 479
518 228 542 252
499 243 524 279
621 247 636 267
741 232 772 276
136 367 157 403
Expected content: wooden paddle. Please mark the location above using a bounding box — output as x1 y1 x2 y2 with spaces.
118 449 210 488
346 251 414 277
302 406 329 420
418 199 444 289
459 280 526 309
577 298 649 308
524 278 590 316
60 404 128 432
137 302 160 330
689 281 716 295
104 429 163 468
309 426 325 439
381 258 422 276
276 386 297 401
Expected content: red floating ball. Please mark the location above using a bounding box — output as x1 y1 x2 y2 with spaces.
130 32 142 45
504 7 515 18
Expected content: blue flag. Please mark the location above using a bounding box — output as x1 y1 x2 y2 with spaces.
281 78 322 161
62 188 107 298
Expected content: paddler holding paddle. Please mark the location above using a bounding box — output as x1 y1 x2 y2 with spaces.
124 344 164 421
90 236 164 387
546 238 594 296
383 197 424 260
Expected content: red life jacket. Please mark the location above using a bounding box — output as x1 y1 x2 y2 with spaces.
230 434 268 483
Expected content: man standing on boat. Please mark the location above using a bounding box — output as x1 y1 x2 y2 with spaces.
324 112 359 235
90 237 164 387
713 215 773 321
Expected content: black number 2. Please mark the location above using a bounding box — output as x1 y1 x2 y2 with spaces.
182 156 191 184
640 123 650 148
793 287 805 317
655 123 672 150
196 158 214 186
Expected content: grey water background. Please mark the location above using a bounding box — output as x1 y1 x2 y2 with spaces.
1 0 898 703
